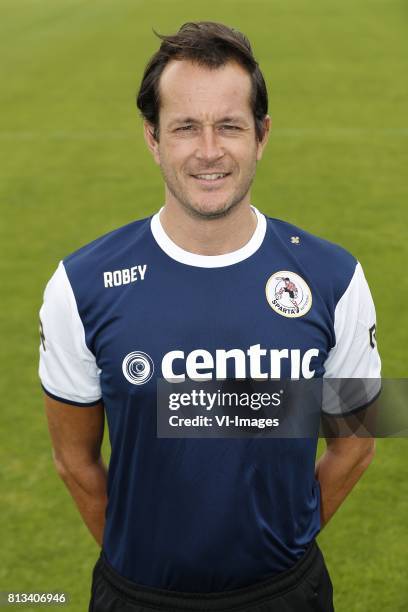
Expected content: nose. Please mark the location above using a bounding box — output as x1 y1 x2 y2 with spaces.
195 126 224 163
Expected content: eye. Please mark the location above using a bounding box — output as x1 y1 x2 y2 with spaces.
175 125 195 132
219 124 241 132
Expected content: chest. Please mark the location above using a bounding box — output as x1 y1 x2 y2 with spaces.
89 263 334 394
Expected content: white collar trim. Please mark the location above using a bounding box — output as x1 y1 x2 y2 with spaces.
150 206 266 268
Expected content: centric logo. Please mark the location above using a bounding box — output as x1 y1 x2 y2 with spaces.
122 351 154 385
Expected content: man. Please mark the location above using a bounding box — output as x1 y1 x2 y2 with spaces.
39 22 381 612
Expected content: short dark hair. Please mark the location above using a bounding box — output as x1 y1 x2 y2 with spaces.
136 21 268 141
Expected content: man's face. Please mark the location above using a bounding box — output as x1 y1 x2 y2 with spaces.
144 60 269 219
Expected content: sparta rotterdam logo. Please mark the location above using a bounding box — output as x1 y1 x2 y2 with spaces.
266 271 312 318
122 351 154 385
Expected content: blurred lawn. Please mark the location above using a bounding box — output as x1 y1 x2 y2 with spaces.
0 0 407 610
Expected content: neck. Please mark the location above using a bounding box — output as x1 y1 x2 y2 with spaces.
159 199 258 256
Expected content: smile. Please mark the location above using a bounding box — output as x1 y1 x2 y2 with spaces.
191 173 230 182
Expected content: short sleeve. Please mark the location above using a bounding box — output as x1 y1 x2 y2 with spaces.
322 261 381 414
39 261 102 406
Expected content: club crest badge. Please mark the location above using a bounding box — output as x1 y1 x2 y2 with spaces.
265 271 312 318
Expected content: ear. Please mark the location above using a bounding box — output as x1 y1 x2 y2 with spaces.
143 121 160 165
256 115 271 161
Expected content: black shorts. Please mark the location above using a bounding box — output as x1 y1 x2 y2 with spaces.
89 541 334 612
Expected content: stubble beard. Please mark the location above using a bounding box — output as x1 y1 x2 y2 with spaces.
159 159 257 221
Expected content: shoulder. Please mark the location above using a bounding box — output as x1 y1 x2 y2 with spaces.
43 216 153 313
64 216 151 272
62 216 152 295
266 216 357 269
265 216 358 304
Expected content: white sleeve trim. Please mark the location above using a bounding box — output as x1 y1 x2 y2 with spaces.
39 261 102 405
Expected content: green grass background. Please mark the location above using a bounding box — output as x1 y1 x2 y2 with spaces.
1 0 407 609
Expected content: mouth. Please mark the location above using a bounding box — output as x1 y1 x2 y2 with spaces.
190 172 231 184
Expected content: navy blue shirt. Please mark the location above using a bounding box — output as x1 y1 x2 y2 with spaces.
39 206 381 591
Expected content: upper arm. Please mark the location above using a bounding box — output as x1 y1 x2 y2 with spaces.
323 261 381 416
39 261 102 406
45 395 105 468
323 431 376 467
39 262 104 467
